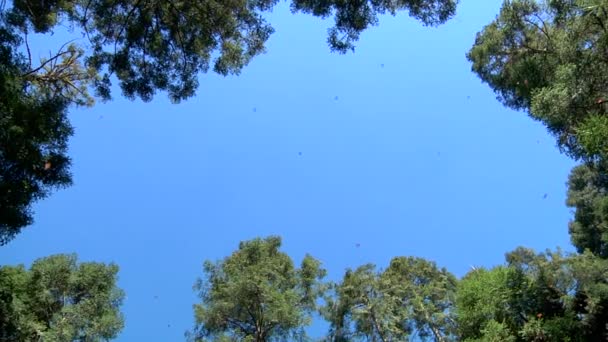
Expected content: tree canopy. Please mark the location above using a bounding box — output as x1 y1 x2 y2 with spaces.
323 257 457 342
0 14 72 245
566 162 608 256
467 0 608 162
467 0 608 275
0 254 124 341
5 0 459 104
466 3 608 338
455 246 608 341
190 236 326 342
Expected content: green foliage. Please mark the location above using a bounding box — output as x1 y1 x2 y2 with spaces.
191 236 326 342
10 0 76 33
568 251 608 339
456 267 518 340
455 247 608 341
5 0 458 103
467 0 608 161
75 0 281 103
23 42 99 107
576 115 608 159
0 254 124 341
566 163 608 256
323 263 396 341
291 0 458 53
0 14 72 245
323 257 457 342
463 0 608 332
474 320 516 342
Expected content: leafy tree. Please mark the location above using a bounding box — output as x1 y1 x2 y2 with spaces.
456 266 519 341
565 162 608 257
466 0 608 260
190 236 326 342
6 0 459 104
0 253 124 341
455 247 608 341
0 0 457 244
323 256 457 342
567 250 608 340
0 14 72 245
467 0 608 162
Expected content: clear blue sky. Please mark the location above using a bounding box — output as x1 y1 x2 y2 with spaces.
1 1 575 340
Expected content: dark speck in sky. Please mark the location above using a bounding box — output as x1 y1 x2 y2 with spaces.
334 96 339 101
380 63 384 68
543 193 548 199
253 107 257 112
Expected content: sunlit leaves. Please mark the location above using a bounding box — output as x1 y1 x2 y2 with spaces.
0 254 124 341
324 257 457 341
24 43 98 107
455 247 608 341
191 236 325 342
468 0 608 162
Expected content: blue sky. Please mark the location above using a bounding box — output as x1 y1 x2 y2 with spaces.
1 1 576 340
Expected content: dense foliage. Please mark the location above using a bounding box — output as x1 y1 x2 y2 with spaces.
0 14 72 245
467 0 608 258
323 257 457 341
465 0 608 338
190 236 326 342
0 254 124 341
456 248 608 341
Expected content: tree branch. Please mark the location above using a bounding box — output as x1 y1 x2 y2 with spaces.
24 30 32 68
20 40 78 78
